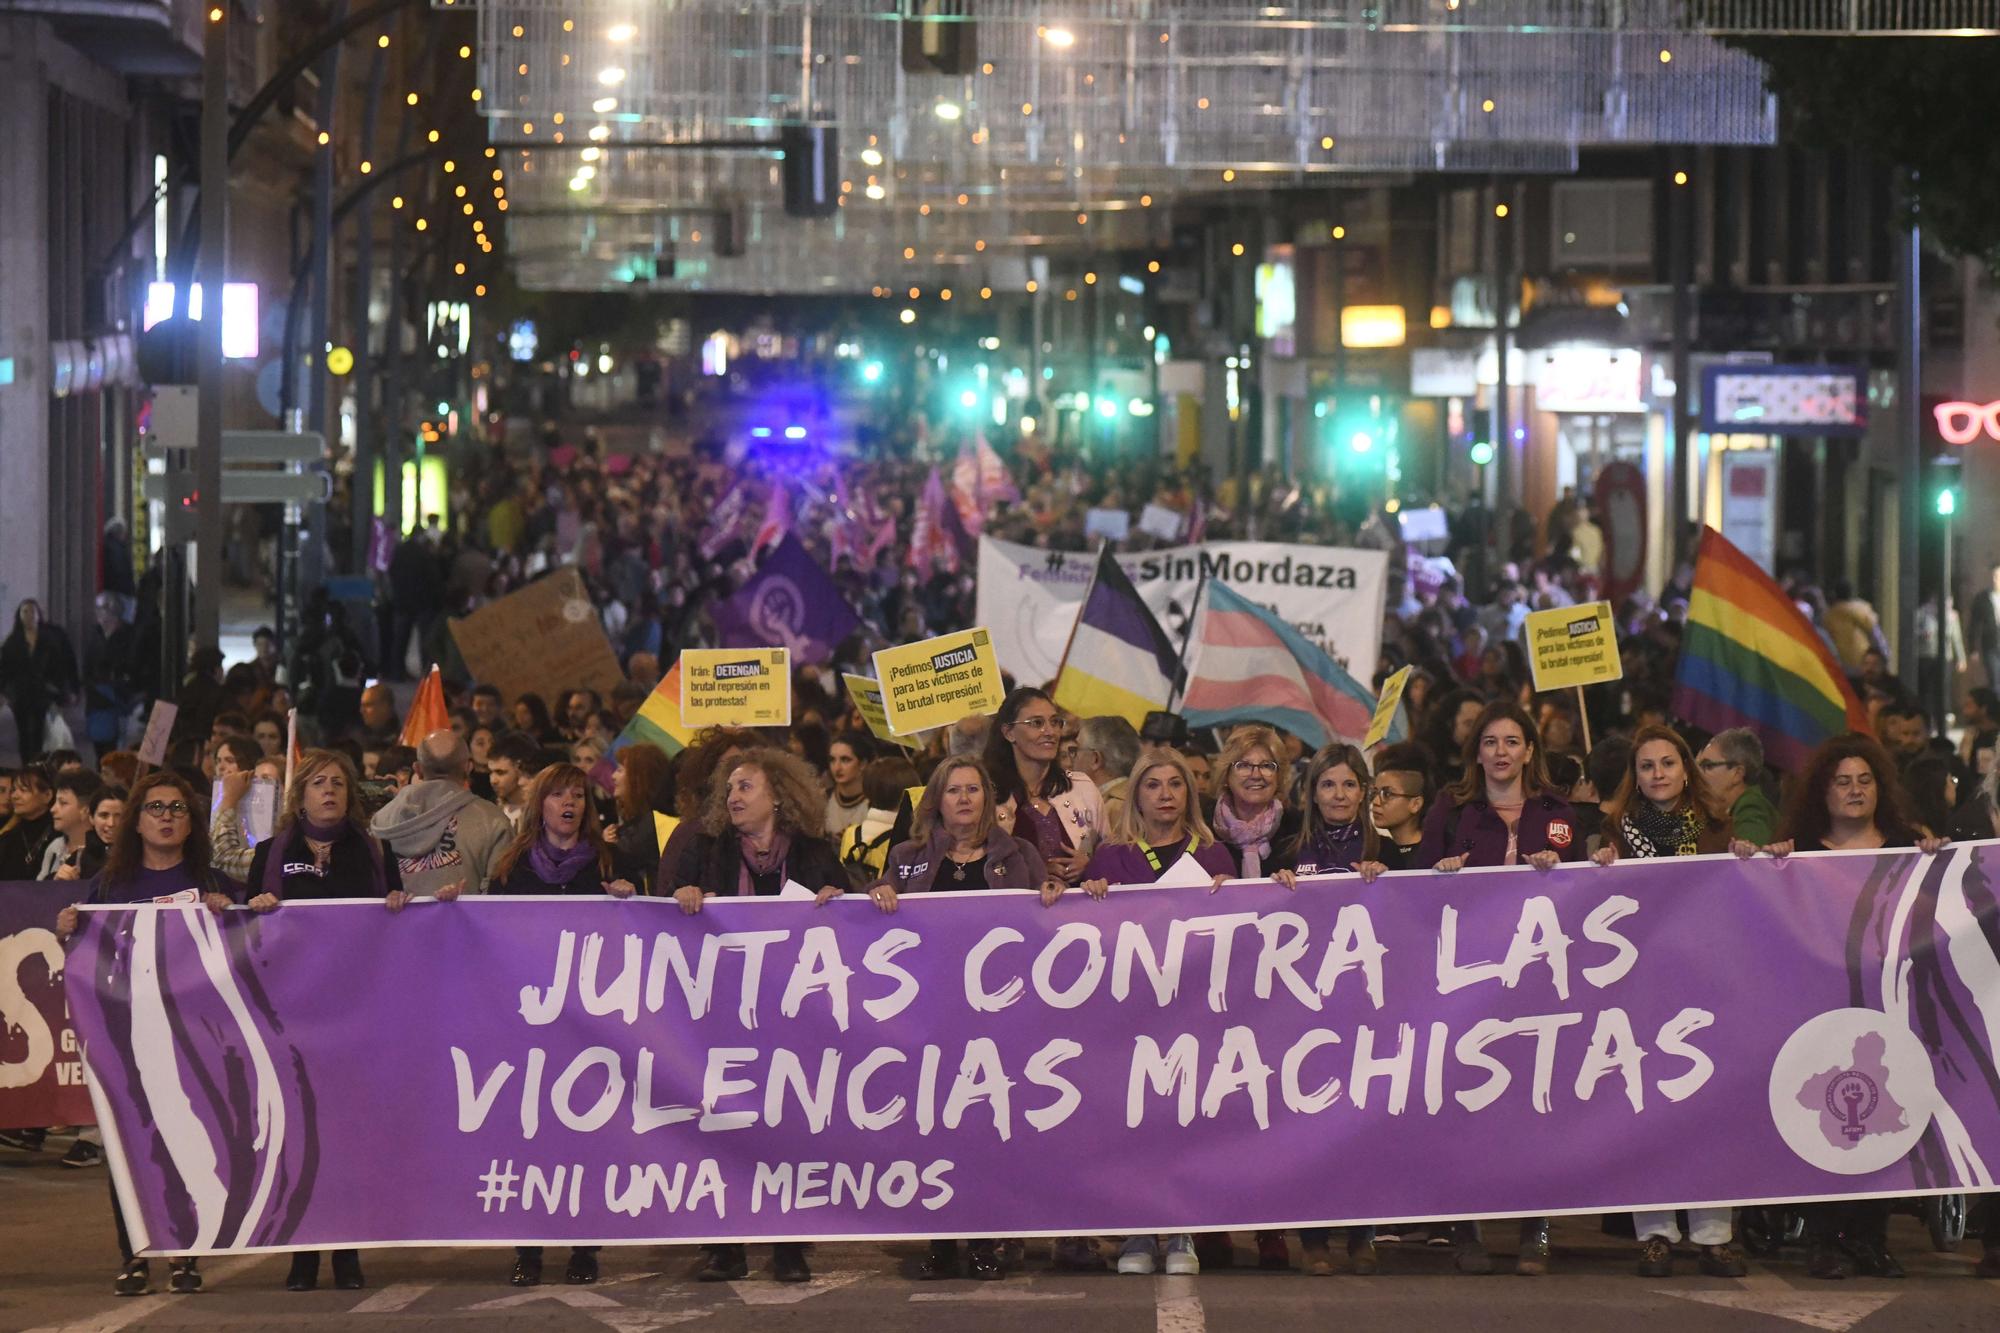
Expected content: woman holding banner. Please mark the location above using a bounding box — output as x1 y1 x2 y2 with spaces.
983 688 1101 889
1760 734 1945 1281
491 762 637 1286
838 757 1061 1281
55 771 246 1297
1278 742 1384 1276
244 749 403 1293
1419 700 1584 1276
1588 726 1747 1278
1080 747 1248 1277
668 747 848 1284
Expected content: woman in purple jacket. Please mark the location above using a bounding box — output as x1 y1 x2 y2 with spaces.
1416 700 1582 1277
837 758 1061 1280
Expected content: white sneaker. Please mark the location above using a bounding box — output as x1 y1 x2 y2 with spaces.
1163 1234 1200 1276
1116 1237 1158 1275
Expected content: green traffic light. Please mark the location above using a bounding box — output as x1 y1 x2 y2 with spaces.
1938 488 1958 517
861 360 884 384
1469 440 1495 466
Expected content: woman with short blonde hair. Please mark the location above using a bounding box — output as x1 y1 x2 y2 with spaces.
1208 724 1300 879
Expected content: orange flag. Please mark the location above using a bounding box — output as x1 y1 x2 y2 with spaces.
399 665 451 747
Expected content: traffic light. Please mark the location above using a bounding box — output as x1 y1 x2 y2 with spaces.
1469 440 1495 466
861 360 884 384
1937 485 1959 517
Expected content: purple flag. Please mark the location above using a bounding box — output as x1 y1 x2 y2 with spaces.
68 845 2000 1253
712 531 861 666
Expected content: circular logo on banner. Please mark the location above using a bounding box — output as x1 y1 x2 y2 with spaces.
1768 1009 1936 1175
561 598 591 624
747 576 809 654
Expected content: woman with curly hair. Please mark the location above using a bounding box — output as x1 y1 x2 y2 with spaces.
1751 732 1946 1281
666 746 849 1285
1206 725 1301 886
652 726 760 890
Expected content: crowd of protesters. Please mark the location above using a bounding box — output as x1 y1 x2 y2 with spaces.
5 419 2000 1295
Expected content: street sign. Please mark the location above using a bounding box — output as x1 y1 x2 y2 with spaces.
142 470 331 504
144 430 324 462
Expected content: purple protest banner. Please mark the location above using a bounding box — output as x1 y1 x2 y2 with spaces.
1 881 95 1130
68 845 2000 1255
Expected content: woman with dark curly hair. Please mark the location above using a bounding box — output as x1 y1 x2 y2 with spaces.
665 746 849 1285
1750 731 1947 1281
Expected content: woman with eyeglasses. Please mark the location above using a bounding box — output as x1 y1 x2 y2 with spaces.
1207 725 1301 885
1365 742 1434 870
1585 726 1745 1278
840 757 1060 1281
1750 733 1946 1280
981 687 1101 890
1417 700 1583 1276
244 749 403 1293
55 771 251 1298
1080 748 1245 1277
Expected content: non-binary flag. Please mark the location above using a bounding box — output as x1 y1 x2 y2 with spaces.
398 666 450 747
1052 547 1181 728
712 532 862 666
612 661 694 758
1673 525 1869 771
1181 580 1379 750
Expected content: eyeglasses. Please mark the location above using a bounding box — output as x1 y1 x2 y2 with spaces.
1695 759 1737 772
1370 786 1417 801
141 800 191 819
1232 760 1280 776
1011 715 1061 732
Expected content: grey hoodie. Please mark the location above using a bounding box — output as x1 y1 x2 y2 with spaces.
369 780 513 898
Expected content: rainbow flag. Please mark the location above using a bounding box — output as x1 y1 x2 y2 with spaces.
1181 581 1378 750
612 661 694 758
1672 526 1868 772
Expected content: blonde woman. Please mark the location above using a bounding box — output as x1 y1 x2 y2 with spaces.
1207 725 1301 881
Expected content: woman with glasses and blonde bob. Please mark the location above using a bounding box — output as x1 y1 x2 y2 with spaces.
1079 747 1255 1278
1207 725 1302 882
56 770 251 1299
244 749 403 1295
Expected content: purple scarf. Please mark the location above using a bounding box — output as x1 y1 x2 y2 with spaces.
260 817 383 897
736 830 791 897
528 835 597 887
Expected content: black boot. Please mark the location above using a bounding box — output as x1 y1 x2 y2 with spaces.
1807 1240 1852 1280
168 1259 202 1294
330 1249 364 1291
1516 1218 1551 1277
919 1240 960 1280
698 1244 748 1282
967 1240 1003 1281
114 1259 150 1297
565 1249 600 1285
285 1252 319 1292
1452 1221 1491 1275
510 1250 543 1287
772 1242 811 1283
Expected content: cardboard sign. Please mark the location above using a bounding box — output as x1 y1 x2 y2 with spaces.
844 673 918 749
679 647 792 728
448 569 624 709
136 700 178 765
873 628 1005 736
1363 665 1412 751
1138 503 1185 542
1084 508 1131 542
1525 600 1624 692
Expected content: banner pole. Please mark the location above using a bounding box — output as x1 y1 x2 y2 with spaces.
1049 542 1105 693
283 707 298 797
1165 568 1210 713
1575 684 1593 754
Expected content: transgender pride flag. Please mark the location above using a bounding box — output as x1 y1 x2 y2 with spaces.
1182 581 1382 750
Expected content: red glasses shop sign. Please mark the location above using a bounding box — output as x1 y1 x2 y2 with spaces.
1936 401 2000 446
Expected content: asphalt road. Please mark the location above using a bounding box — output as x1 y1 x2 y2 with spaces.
3 1143 1995 1332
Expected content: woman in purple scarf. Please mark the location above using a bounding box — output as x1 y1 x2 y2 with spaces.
491 761 635 1287
243 749 402 1294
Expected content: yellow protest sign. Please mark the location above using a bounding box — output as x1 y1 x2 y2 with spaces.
844 673 918 749
678 647 792 728
872 628 1005 736
1363 665 1412 750
651 812 682 851
1525 601 1624 692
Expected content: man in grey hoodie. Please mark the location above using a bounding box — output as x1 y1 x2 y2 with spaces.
372 730 513 903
